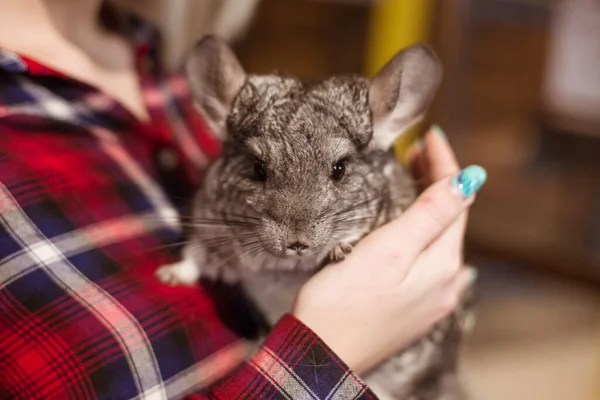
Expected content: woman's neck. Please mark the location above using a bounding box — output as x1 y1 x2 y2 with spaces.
0 0 105 55
0 0 151 122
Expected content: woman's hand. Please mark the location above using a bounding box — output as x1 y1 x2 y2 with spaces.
292 126 486 374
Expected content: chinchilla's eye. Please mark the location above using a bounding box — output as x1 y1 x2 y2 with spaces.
331 159 346 181
253 159 267 181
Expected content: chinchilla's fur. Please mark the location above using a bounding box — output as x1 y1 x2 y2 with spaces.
156 35 474 400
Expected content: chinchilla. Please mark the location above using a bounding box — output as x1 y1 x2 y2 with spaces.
156 35 474 400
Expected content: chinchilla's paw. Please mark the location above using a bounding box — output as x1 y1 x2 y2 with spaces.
155 257 201 286
330 242 353 262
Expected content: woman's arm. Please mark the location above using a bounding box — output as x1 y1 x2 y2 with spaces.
187 314 377 399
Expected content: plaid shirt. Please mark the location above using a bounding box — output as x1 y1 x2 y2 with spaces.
0 9 375 400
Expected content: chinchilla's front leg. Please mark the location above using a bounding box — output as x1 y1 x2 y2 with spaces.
156 242 239 286
329 242 353 261
155 255 202 286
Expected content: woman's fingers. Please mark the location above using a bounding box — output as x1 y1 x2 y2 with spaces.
436 267 478 319
425 125 460 180
422 126 470 257
407 125 458 191
451 266 478 296
361 164 487 269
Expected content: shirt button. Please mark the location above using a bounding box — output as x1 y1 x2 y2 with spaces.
157 147 180 172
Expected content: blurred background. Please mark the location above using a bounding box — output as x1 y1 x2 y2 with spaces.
121 0 600 398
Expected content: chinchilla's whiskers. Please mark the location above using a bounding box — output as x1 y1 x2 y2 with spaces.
195 213 261 222
191 204 262 220
335 207 412 231
188 219 259 228
330 192 386 218
239 241 261 254
181 213 262 225
331 189 414 221
143 219 260 255
149 213 264 232
238 240 266 258
142 211 251 221
174 221 253 230
325 202 382 232
204 237 255 250
143 239 196 252
332 200 397 225
203 237 238 250
329 190 415 235
141 210 262 224
207 237 267 273
333 215 378 227
201 231 258 248
141 234 234 256
175 213 260 221
143 232 246 255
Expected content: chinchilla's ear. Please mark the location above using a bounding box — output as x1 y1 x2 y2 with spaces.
368 44 442 150
185 35 246 140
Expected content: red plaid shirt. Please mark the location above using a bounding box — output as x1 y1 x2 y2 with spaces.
0 10 375 400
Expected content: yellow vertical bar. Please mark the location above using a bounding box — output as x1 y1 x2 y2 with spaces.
365 0 434 164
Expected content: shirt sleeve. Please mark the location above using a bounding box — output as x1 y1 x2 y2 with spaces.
186 314 377 400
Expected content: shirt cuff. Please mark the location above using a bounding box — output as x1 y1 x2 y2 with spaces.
188 313 377 399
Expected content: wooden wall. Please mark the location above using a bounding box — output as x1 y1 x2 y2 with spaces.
233 0 370 77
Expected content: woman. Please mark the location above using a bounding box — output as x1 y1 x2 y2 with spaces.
0 1 485 399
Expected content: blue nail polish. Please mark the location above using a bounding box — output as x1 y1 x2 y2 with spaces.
452 165 487 199
430 124 446 139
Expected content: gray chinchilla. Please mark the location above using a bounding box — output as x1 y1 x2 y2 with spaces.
156 35 474 400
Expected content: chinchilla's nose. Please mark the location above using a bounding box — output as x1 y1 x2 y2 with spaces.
285 241 310 256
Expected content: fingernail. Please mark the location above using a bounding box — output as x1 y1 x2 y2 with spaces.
430 124 446 140
466 267 478 285
451 165 487 199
